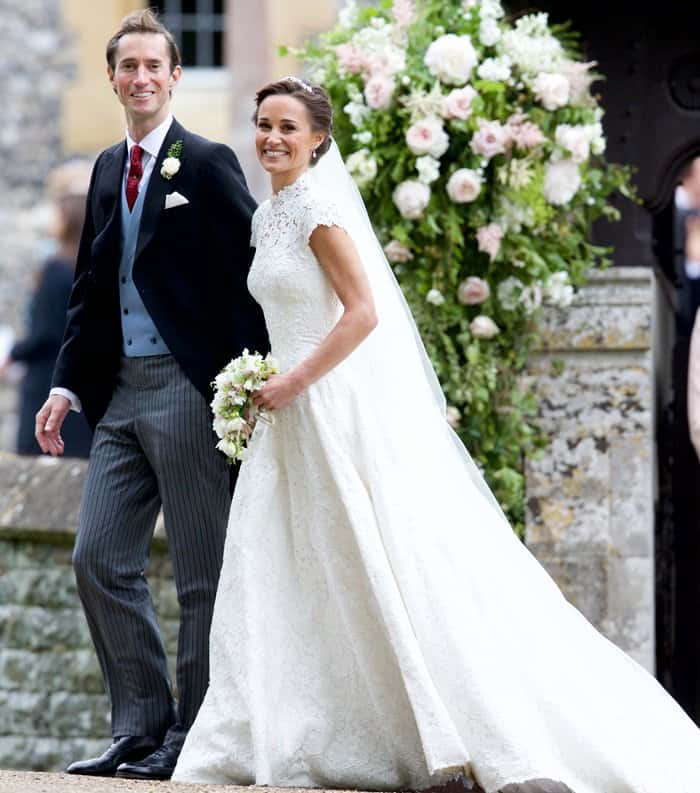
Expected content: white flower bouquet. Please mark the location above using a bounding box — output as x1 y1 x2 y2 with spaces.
211 349 279 462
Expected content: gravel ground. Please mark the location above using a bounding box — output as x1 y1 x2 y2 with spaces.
0 771 335 793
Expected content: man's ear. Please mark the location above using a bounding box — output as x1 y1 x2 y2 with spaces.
168 64 183 92
107 65 117 94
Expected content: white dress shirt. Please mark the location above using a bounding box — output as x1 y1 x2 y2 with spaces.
51 115 174 412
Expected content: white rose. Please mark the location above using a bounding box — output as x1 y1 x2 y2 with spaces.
555 123 597 163
346 148 378 188
480 0 505 18
226 416 247 433
446 168 482 203
543 158 581 206
533 72 570 110
416 155 440 184
353 130 373 144
442 86 477 120
161 157 181 179
424 33 478 85
497 276 524 311
446 405 462 428
470 315 500 338
520 283 543 314
544 271 574 307
406 116 450 158
479 18 502 47
426 288 445 306
393 180 431 219
457 276 490 305
212 416 227 439
384 240 414 262
344 99 370 128
477 56 511 82
216 437 239 459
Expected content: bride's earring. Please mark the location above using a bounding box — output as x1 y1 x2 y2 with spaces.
312 148 317 160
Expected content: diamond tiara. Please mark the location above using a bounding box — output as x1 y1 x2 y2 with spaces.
283 75 315 95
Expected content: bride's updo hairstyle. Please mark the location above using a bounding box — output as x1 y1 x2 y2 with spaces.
254 77 333 167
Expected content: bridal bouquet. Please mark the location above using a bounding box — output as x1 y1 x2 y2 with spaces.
292 0 635 531
211 350 279 462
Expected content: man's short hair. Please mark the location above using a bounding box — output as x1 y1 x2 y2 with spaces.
106 8 181 72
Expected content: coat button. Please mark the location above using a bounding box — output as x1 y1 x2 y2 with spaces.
150 337 157 344
123 308 129 315
121 276 127 284
127 339 133 346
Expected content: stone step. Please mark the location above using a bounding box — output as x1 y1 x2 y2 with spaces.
0 771 571 793
0 770 317 793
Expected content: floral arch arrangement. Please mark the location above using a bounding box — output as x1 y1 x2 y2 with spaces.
290 0 635 532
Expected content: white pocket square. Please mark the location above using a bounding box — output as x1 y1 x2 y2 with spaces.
165 191 189 209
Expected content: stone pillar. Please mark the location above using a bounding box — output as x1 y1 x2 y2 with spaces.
525 267 658 671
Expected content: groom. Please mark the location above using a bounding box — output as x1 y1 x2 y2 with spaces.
34 9 267 780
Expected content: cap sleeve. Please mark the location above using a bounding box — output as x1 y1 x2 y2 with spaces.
302 195 349 244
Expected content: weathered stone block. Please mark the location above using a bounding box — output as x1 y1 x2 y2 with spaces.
0 605 92 651
526 267 657 672
0 568 78 608
0 649 103 694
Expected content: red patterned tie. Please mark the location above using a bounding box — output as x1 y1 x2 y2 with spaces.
125 144 144 211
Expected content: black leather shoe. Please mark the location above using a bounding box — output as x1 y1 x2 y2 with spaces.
115 742 181 780
66 735 161 776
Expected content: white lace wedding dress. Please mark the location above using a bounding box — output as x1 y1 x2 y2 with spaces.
173 170 700 793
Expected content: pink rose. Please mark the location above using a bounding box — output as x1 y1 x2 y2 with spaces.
446 168 482 203
470 120 510 160
442 86 478 120
509 121 546 151
476 223 504 261
335 43 369 75
384 240 414 262
457 276 490 305
405 116 450 158
364 74 396 110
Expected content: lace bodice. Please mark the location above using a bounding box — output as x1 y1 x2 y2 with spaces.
248 173 345 369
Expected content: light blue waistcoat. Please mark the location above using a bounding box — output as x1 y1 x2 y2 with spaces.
118 178 170 356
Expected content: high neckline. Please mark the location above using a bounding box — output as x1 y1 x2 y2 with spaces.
270 170 311 204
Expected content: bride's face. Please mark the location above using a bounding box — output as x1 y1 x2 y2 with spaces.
255 94 324 184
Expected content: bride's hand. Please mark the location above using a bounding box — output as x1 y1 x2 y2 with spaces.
251 373 303 411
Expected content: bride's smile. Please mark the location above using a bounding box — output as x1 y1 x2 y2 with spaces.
255 93 325 191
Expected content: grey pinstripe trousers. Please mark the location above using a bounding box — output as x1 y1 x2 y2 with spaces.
72 355 231 745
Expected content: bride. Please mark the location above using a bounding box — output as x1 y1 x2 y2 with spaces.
172 77 700 793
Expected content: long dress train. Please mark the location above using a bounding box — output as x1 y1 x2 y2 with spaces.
173 171 700 793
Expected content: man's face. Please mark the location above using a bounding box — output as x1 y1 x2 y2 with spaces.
108 33 181 126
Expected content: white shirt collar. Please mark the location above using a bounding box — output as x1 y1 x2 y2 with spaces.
126 114 174 160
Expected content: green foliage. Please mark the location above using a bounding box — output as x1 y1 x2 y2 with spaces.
297 0 636 534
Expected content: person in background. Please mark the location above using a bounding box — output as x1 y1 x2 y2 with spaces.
688 305 700 460
0 161 93 457
674 157 700 336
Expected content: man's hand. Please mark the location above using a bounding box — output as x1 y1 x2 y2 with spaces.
35 394 71 456
686 216 700 262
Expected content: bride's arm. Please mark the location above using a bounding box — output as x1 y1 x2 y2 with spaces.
252 224 377 411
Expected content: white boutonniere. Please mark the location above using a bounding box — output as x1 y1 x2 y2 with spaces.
161 139 183 180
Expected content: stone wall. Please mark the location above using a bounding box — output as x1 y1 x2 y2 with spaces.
0 454 178 771
525 267 658 671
